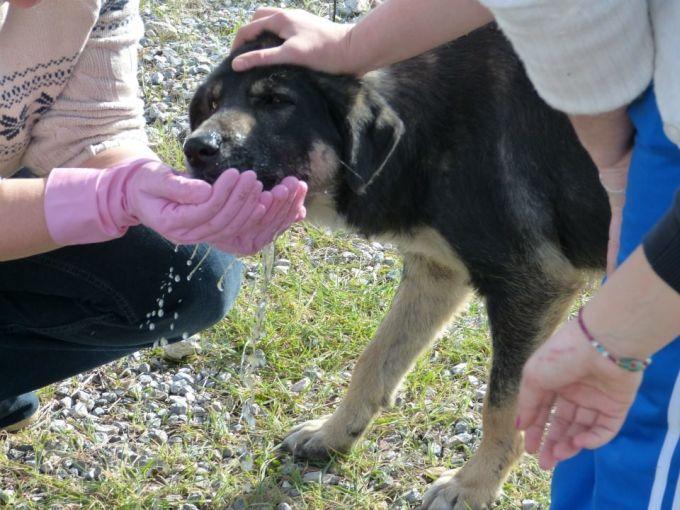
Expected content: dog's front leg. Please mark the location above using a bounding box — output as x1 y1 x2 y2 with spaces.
422 267 581 510
283 252 471 462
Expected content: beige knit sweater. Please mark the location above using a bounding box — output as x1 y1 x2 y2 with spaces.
480 0 680 147
0 0 147 178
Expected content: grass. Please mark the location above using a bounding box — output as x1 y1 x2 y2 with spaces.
1 218 554 509
1 0 557 508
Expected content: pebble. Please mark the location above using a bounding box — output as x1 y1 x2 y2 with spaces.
163 336 202 361
522 499 540 510
0 489 15 505
276 504 292 510
291 377 311 393
402 488 422 504
149 429 168 444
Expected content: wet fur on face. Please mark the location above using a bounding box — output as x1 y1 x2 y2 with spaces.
186 25 610 510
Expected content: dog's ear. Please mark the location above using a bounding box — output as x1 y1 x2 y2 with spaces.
314 74 405 195
342 88 404 194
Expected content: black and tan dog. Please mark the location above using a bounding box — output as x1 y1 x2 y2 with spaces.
184 25 609 510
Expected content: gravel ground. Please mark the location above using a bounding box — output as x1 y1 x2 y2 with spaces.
0 1 550 508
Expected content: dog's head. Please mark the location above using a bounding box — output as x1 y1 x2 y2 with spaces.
185 33 404 200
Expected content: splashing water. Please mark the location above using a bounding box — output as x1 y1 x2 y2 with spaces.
216 258 239 292
240 242 275 371
187 246 212 281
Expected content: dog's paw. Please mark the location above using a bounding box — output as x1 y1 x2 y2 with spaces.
421 469 496 510
281 416 351 462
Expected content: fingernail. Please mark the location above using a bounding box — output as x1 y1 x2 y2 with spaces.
515 416 521 429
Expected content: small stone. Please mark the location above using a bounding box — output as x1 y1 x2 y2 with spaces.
72 402 89 418
231 497 246 510
522 499 540 510
150 72 164 85
138 363 151 374
291 377 310 393
163 336 201 361
0 489 15 505
59 396 73 409
182 505 200 510
276 504 292 510
402 488 422 504
454 421 470 434
452 362 468 375
169 396 188 415
149 428 168 444
451 432 475 446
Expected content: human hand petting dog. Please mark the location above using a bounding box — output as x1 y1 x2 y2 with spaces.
516 246 680 470
44 158 306 255
231 8 355 74
231 1 492 76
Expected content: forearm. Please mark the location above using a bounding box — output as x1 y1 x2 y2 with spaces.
584 246 680 361
347 0 492 75
0 178 56 261
0 144 159 262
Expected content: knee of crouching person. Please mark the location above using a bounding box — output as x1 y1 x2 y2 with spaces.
170 247 244 335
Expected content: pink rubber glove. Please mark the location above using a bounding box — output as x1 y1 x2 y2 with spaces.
203 176 307 255
44 158 307 255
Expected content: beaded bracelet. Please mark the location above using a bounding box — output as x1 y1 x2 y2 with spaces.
577 308 651 372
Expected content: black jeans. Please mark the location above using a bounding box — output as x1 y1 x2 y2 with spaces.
0 226 243 403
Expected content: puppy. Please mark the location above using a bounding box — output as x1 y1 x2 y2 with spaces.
185 25 609 510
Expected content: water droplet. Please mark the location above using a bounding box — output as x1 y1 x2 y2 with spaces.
186 260 192 266
149 323 155 331
174 312 179 320
182 332 189 340
151 310 156 317
158 309 164 318
170 323 175 331
158 299 164 308
169 267 174 273
174 275 180 282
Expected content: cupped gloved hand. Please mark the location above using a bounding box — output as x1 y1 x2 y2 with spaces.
44 158 307 254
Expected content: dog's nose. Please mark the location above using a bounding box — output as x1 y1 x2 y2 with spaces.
183 131 222 169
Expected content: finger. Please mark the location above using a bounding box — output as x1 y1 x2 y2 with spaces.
270 179 307 235
539 398 576 469
231 12 287 51
232 45 295 72
516 371 550 433
160 169 240 233
182 171 261 240
212 184 266 240
573 427 614 450
150 171 213 204
260 183 291 221
523 399 552 454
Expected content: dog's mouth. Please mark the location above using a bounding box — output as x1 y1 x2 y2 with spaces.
186 160 305 192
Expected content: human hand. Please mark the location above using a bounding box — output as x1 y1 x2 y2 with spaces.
45 159 307 254
206 176 307 255
516 317 642 470
231 8 356 75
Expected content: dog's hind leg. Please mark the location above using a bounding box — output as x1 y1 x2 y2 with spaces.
282 252 471 462
422 255 582 510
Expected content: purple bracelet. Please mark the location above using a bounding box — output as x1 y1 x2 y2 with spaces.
577 308 651 372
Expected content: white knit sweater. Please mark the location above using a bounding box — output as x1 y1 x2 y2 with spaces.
480 0 680 147
0 0 147 178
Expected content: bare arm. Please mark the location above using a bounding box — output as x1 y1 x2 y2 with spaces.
231 0 492 75
0 144 159 262
568 109 634 274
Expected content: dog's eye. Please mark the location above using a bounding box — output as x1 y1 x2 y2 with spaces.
252 93 294 109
